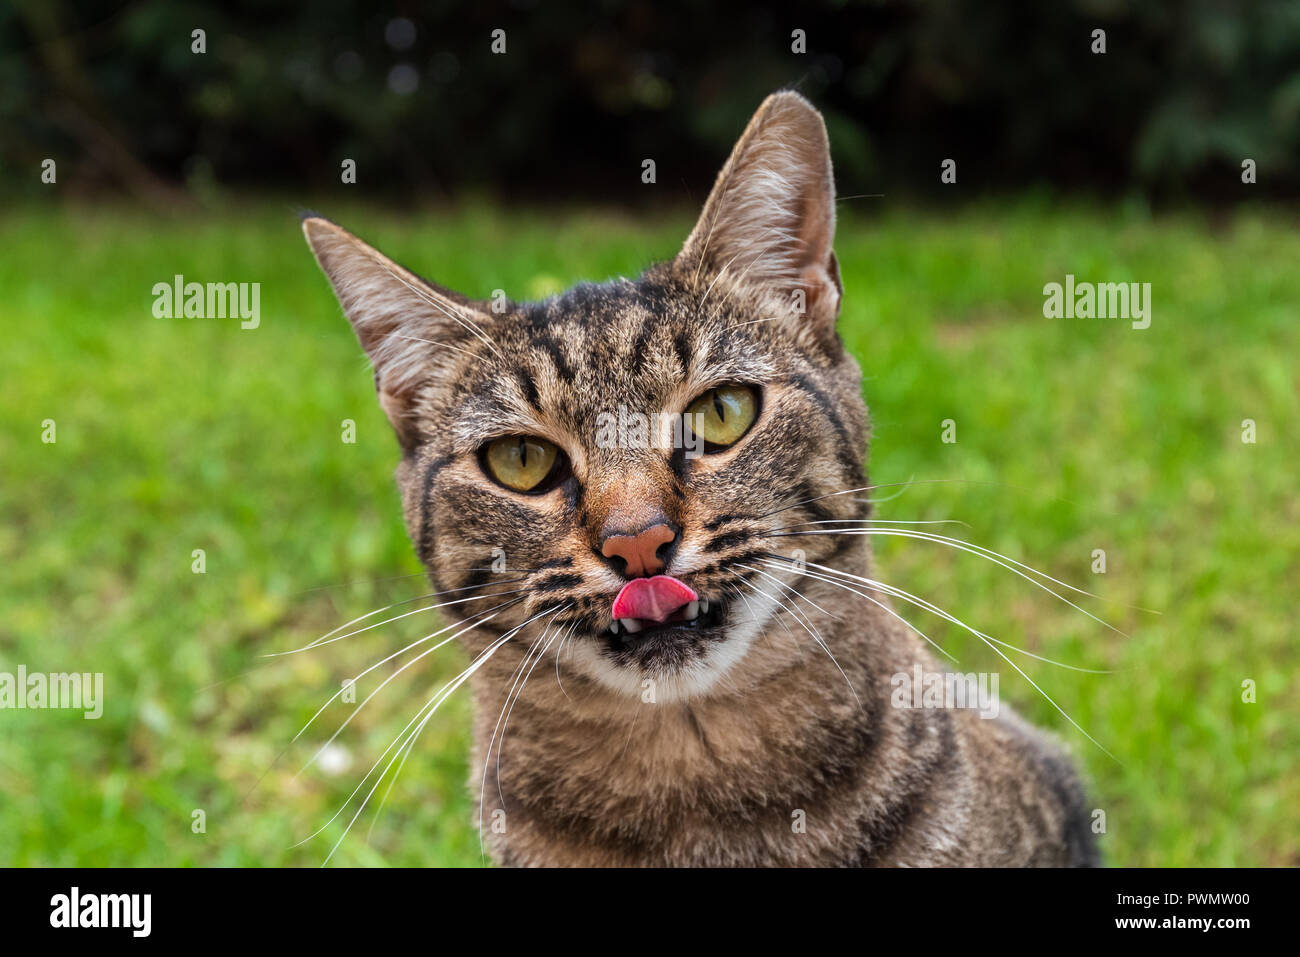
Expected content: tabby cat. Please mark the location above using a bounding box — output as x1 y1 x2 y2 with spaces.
302 92 1099 866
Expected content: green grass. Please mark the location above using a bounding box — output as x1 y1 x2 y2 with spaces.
1 197 1296 866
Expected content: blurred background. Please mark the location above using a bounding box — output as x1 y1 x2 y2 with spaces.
8 0 1300 204
1 0 1297 866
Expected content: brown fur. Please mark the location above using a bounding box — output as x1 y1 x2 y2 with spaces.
302 92 1098 867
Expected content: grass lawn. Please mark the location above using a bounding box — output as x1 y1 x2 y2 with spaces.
1 197 1296 866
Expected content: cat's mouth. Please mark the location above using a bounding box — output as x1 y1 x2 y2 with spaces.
604 575 726 648
606 597 725 645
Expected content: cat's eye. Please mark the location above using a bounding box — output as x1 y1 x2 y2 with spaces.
683 384 759 451
482 436 565 493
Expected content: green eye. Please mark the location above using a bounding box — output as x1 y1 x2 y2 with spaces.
684 385 759 450
483 436 562 492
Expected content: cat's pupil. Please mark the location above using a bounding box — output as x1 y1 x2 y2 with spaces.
712 391 726 421
518 438 527 467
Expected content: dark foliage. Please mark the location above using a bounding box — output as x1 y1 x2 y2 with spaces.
4 0 1297 202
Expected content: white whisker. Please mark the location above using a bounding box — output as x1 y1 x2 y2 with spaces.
291 595 524 748
736 571 860 709
295 606 514 779
267 587 530 657
476 604 569 856
766 557 1116 760
294 578 524 651
756 558 958 664
296 603 560 862
296 627 512 860
553 621 578 700
763 528 1128 635
773 517 972 529
763 556 1110 675
493 624 565 811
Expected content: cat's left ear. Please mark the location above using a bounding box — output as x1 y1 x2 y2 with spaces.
677 91 842 343
302 216 492 452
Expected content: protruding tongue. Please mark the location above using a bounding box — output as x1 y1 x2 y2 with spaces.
612 575 698 623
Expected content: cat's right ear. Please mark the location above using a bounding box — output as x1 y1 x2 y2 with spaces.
676 92 842 348
302 216 492 451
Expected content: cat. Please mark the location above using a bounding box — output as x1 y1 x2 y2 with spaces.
302 91 1099 867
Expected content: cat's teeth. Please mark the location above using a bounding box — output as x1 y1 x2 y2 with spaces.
683 601 700 620
619 618 643 634
609 621 620 635
700 599 710 613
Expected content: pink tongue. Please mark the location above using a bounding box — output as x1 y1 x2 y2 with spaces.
612 576 698 623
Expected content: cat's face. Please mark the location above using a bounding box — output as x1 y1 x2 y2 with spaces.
304 93 868 701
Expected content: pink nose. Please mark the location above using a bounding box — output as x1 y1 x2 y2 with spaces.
601 523 676 578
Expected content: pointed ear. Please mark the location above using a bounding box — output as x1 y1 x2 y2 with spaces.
302 216 491 451
678 92 841 339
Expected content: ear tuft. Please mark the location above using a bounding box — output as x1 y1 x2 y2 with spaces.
679 92 841 336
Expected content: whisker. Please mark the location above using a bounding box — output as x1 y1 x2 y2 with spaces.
719 578 784 652
313 629 514 865
757 478 1050 521
385 332 487 365
854 490 910 505
762 528 1130 635
296 630 509 856
494 623 565 811
554 621 578 700
300 603 560 862
730 572 795 642
290 595 526 749
204 580 525 703
366 610 561 845
294 605 516 780
227 591 528 802
761 553 1107 673
490 636 550 815
760 556 1117 759
724 579 768 634
297 578 528 649
771 517 973 531
755 557 958 664
740 562 839 621
740 562 851 669
267 586 531 657
735 572 861 709
793 525 1130 606
477 605 569 856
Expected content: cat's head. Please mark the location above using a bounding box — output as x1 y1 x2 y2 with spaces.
303 92 868 702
